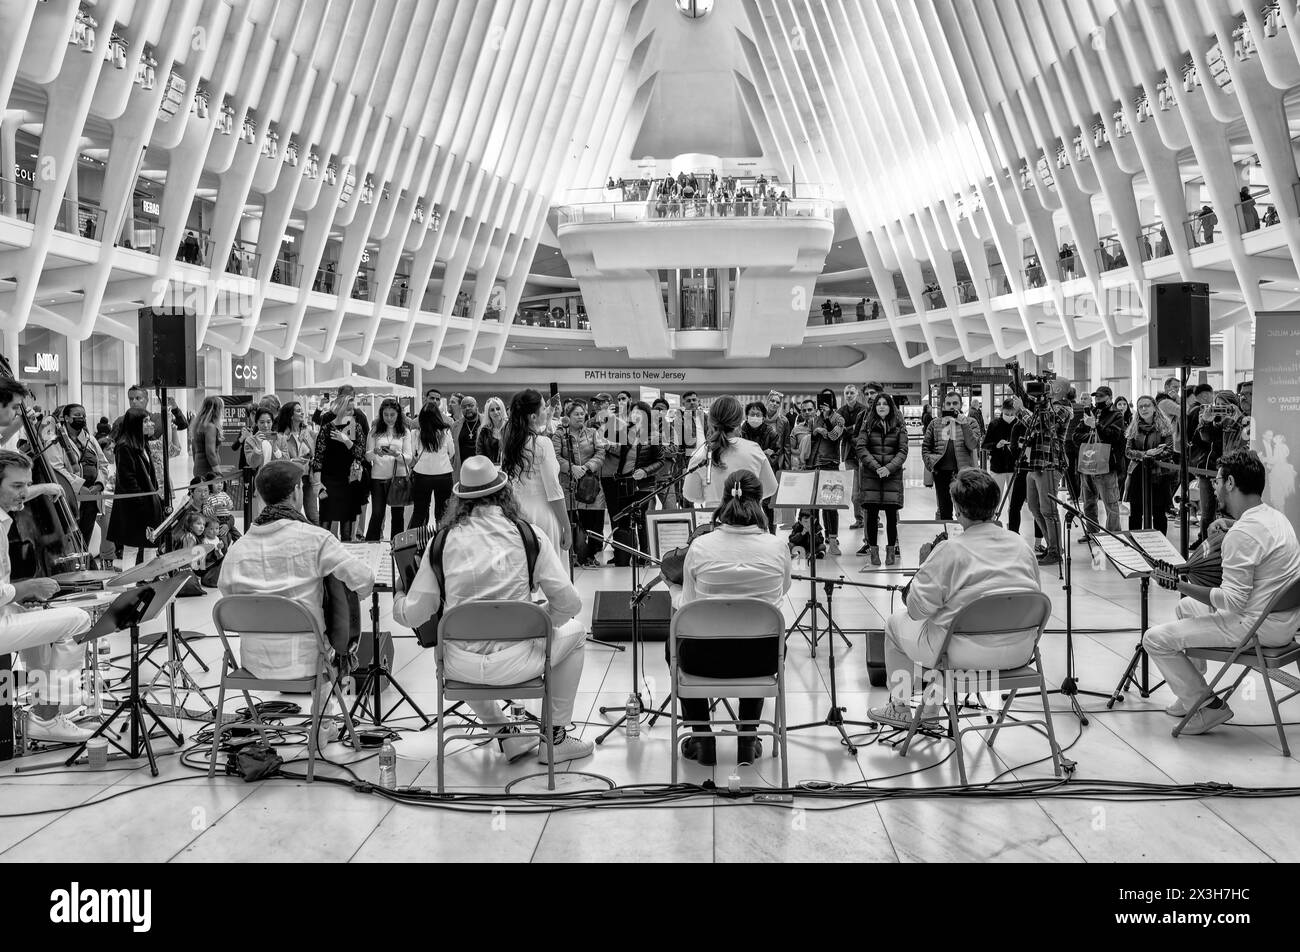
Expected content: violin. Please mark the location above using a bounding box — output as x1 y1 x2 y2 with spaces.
658 522 716 586
0 355 92 579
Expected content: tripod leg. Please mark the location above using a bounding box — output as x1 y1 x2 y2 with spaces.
380 671 432 727
133 703 159 776
139 698 183 746
1108 644 1145 707
177 633 211 673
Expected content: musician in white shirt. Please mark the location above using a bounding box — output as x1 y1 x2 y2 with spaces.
1145 450 1300 734
869 468 1042 728
0 448 94 743
218 461 375 679
676 471 792 766
682 396 778 509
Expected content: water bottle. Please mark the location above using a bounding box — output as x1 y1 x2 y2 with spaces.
510 702 526 724
625 693 641 738
378 739 397 790
1091 547 1104 571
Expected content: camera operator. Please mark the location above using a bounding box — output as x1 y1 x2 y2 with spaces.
1070 385 1127 534
1021 376 1072 566
1185 383 1219 546
798 390 845 555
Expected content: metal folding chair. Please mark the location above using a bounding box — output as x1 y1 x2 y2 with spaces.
669 597 788 786
209 595 360 782
1173 577 1300 754
435 600 555 794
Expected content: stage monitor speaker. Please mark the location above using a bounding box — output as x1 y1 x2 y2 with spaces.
138 307 198 388
1148 283 1211 368
589 590 671 642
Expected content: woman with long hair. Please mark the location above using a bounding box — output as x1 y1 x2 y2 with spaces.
500 389 570 558
192 396 224 484
1125 395 1174 535
554 399 607 566
599 400 666 565
311 386 369 540
107 407 163 568
477 396 506 464
740 401 781 532
675 470 792 766
275 401 317 523
411 401 454 529
682 394 777 511
242 406 285 520
365 398 412 541
854 392 908 565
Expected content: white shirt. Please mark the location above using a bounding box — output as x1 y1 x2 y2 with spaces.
218 518 375 679
681 525 792 609
393 506 582 654
1211 503 1300 640
413 431 453 476
907 522 1042 654
682 437 779 507
367 430 413 480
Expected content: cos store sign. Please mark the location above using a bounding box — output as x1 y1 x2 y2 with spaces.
231 355 262 387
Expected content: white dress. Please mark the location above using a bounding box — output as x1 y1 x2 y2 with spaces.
511 434 566 559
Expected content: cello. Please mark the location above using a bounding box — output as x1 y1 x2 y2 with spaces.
0 353 92 579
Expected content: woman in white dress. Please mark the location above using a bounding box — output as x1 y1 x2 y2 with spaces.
682 395 778 509
501 388 571 558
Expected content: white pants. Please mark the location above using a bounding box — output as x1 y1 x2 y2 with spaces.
0 606 93 710
1144 597 1294 705
442 618 587 727
884 610 1036 700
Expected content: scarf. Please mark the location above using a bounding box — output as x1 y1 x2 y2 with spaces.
254 502 311 527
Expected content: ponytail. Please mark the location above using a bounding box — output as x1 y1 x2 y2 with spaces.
706 395 744 465
711 470 768 531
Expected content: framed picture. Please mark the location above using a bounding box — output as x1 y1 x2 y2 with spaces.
645 508 700 562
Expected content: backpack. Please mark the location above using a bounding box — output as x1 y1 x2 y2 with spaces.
416 519 540 648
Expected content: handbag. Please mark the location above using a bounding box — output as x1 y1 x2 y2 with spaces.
923 467 934 488
388 451 413 507
566 433 601 504
1077 432 1111 476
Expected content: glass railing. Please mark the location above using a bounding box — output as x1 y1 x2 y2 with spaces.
0 178 39 223
1022 261 1049 289
387 275 411 307
450 295 474 318
56 198 105 240
1137 223 1172 261
351 269 373 301
270 259 301 286
1184 209 1219 248
312 264 340 294
1235 188 1280 233
1095 236 1128 272
1056 252 1081 281
922 287 947 310
555 197 833 225
116 223 164 256
175 230 211 266
955 280 978 304
515 297 587 328
986 274 1013 297
224 240 260 277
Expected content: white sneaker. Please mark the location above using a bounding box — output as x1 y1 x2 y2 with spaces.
826 536 841 557
538 733 594 764
497 727 540 763
25 712 97 744
1165 701 1190 718
1177 704 1233 736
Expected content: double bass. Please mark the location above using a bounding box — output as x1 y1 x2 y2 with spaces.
0 354 92 579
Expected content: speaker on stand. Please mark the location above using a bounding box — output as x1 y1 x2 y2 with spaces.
138 307 198 510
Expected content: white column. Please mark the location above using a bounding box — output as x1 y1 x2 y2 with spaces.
220 351 234 392
261 350 275 398
65 338 82 405
122 341 138 390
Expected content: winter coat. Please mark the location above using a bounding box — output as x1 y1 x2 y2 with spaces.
854 417 908 508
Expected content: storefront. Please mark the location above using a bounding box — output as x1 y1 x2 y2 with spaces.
80 333 126 425
18 326 70 411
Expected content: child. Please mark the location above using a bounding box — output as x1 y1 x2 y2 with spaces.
788 509 826 560
202 477 236 533
173 510 207 553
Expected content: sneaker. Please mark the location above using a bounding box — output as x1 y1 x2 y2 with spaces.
856 542 870 556
25 712 96 744
868 699 916 729
496 725 540 763
1037 551 1062 565
826 536 841 557
1177 704 1233 736
1165 701 1191 718
849 520 863 530
538 731 594 764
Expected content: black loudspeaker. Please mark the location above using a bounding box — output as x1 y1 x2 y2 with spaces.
138 307 198 388
1149 283 1211 368
589 590 672 642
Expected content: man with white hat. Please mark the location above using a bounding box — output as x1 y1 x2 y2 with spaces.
394 456 593 765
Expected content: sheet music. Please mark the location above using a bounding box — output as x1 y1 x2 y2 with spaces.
1128 531 1188 567
775 471 815 507
1092 534 1153 579
342 542 393 589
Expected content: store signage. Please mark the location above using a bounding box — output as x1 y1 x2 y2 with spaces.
582 368 688 384
395 362 415 388
943 367 1011 385
140 198 160 216
231 354 260 384
21 351 60 376
13 164 34 184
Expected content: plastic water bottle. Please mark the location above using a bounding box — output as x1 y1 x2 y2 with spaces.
625 694 641 738
378 739 397 789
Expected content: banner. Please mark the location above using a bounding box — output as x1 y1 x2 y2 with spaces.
1250 312 1300 527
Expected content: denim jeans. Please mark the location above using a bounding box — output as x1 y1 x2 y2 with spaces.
1080 470 1122 532
1026 469 1061 558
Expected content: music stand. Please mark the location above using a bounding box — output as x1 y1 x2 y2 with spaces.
64 572 191 775
349 543 432 729
775 470 855 658
593 533 663 744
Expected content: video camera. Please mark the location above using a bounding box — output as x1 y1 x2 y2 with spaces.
1005 361 1058 409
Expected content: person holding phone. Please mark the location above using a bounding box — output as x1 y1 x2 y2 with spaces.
311 386 369 541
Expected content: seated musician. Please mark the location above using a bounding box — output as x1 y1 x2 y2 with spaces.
1144 450 1300 734
0 449 95 744
869 468 1042 727
681 396 779 509
675 471 792 766
393 456 593 766
218 461 375 679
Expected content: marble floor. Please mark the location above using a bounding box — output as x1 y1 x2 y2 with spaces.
3 467 1299 863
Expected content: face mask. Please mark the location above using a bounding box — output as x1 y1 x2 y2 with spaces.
68 419 86 432
1002 413 1016 422
747 416 764 428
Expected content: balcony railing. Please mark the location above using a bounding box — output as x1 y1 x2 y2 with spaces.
922 287 946 311
1056 251 1081 281
224 239 260 277
556 197 833 226
176 229 212 266
270 258 301 286
1022 261 1049 289
56 198 105 240
1235 187 1281 233
986 273 1013 297
312 264 340 294
351 267 374 301
0 178 40 224
450 294 474 318
1137 222 1172 261
955 280 978 304
387 276 411 307
1095 236 1127 272
116 223 165 256
1184 209 1219 248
